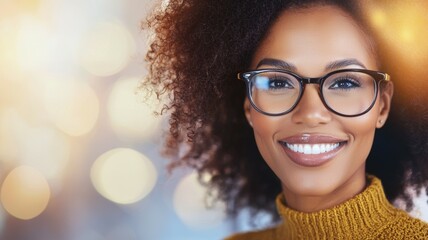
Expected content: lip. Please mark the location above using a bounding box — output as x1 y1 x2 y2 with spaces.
278 134 348 167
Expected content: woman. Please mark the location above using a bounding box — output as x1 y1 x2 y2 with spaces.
144 0 428 239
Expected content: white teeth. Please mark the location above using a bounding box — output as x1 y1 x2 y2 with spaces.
285 143 340 155
320 144 326 153
303 145 311 154
312 144 320 154
298 144 304 153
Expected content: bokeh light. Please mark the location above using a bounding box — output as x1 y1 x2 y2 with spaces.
0 17 21 77
15 16 55 73
367 1 428 65
173 172 226 229
107 77 161 142
0 108 71 181
20 126 70 181
43 76 99 136
0 14 56 79
0 166 51 220
79 21 135 77
91 148 157 204
0 108 27 164
369 7 387 28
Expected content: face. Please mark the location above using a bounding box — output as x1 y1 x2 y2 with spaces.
244 5 393 209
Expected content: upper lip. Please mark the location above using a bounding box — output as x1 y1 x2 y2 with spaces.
279 134 348 144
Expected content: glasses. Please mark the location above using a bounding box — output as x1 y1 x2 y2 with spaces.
238 69 390 117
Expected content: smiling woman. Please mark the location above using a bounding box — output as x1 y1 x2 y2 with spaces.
143 0 428 239
241 5 392 214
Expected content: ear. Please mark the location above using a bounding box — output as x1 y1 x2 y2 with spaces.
244 98 253 127
376 81 394 128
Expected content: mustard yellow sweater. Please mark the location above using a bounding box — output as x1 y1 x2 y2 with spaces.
225 176 428 240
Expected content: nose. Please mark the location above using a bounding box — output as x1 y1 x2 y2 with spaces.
291 85 332 127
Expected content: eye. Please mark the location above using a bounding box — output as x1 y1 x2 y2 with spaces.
253 74 296 91
268 76 294 90
268 77 294 89
328 77 361 90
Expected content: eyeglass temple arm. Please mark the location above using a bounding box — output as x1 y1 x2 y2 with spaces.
237 73 247 81
383 73 391 81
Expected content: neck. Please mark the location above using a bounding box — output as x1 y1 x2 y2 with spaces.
281 170 366 212
275 176 399 240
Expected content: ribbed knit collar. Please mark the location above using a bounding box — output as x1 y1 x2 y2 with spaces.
275 176 398 239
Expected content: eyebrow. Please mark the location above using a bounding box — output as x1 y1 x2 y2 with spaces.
256 58 367 72
325 59 367 71
256 58 297 71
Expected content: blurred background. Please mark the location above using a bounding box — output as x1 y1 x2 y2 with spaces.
0 0 427 240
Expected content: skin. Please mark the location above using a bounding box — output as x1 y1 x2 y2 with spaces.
244 5 394 212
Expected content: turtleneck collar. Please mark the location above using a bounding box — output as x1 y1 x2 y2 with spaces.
275 176 399 239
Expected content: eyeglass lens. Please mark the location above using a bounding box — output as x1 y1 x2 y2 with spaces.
250 71 376 116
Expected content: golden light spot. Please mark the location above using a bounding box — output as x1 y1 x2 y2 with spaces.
79 21 135 77
367 2 428 65
107 77 161 142
0 166 51 220
43 77 99 136
91 148 157 204
173 172 226 229
369 8 387 28
399 28 414 44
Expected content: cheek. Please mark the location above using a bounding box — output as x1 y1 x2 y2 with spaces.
342 107 380 161
252 115 276 135
251 114 275 153
250 112 287 165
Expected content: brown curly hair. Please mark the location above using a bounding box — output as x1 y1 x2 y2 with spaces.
143 0 428 219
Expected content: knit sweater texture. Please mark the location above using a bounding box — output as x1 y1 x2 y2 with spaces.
225 176 428 240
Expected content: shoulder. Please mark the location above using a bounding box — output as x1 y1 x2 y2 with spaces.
224 226 278 240
376 211 428 239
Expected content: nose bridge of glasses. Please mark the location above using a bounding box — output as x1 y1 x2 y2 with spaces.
300 81 322 101
292 81 331 124
299 77 323 102
301 77 322 85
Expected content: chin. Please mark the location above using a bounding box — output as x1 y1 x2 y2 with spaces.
280 168 348 195
286 177 340 196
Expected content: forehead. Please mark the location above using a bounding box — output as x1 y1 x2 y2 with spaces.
252 5 377 74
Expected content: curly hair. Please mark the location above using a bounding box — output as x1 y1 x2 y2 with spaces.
143 0 428 219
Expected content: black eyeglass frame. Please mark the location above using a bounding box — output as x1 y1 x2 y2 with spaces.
237 68 391 117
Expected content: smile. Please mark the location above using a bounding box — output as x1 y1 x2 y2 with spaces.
285 143 340 155
278 134 348 167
